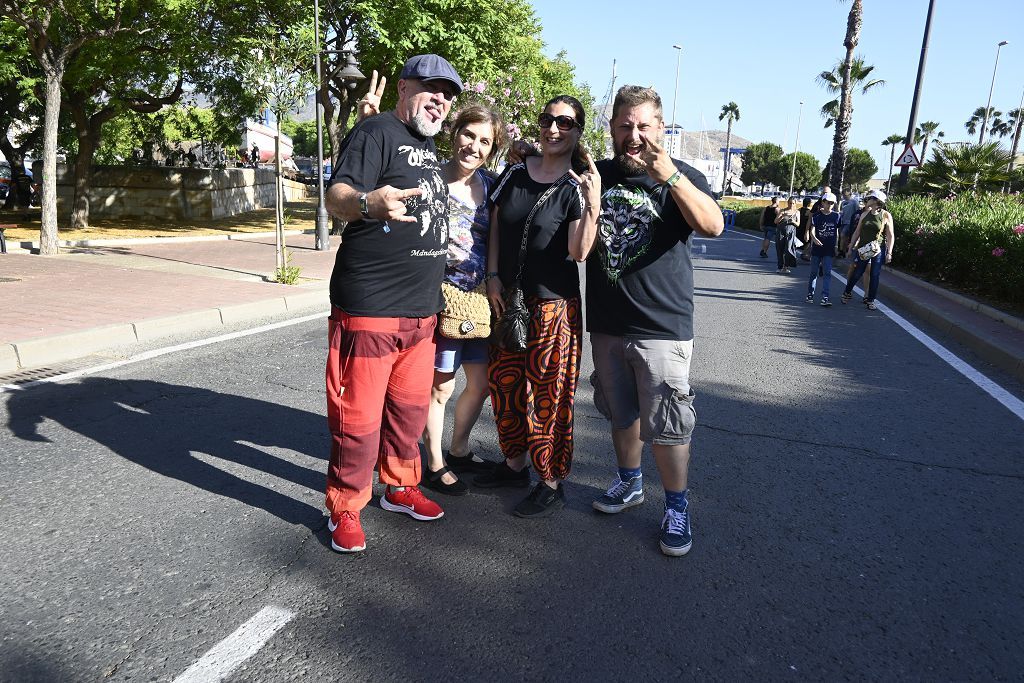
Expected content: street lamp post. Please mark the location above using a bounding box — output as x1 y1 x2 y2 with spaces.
788 101 804 196
671 44 682 157
979 40 1009 146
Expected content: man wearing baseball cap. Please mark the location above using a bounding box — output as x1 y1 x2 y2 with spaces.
322 54 462 553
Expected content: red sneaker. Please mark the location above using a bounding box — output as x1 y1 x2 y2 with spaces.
330 510 366 553
380 486 444 521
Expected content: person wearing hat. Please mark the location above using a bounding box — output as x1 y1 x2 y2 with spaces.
805 191 841 306
322 54 463 553
842 189 894 310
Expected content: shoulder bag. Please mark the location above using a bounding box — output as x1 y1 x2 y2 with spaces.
491 173 570 353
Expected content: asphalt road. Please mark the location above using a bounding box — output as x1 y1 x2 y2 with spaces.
2 231 1023 682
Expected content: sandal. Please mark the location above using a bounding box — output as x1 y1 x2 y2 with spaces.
421 466 469 496
865 300 877 310
841 292 852 304
446 451 495 474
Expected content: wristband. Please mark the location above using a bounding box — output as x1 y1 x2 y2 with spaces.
485 272 499 281
665 170 682 188
359 192 371 219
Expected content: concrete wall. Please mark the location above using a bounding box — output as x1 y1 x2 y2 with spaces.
52 165 311 220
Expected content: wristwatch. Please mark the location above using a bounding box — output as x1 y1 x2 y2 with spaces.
358 193 371 219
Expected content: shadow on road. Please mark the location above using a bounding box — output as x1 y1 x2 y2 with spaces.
5 377 328 530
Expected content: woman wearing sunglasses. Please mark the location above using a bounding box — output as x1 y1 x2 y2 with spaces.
475 95 601 517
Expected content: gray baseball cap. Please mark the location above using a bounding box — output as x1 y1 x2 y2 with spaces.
399 54 463 94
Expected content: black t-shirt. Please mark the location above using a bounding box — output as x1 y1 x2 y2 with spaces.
490 162 584 300
586 159 714 341
328 111 448 316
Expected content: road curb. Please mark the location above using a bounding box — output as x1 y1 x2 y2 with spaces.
886 267 1024 333
4 293 330 375
10 228 317 251
876 279 1024 383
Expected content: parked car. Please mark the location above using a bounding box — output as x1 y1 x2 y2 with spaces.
0 162 10 201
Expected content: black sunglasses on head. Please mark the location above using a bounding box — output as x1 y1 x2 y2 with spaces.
538 113 579 131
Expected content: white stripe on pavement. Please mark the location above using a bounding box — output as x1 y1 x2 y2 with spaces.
0 311 327 394
724 230 1024 421
173 606 294 683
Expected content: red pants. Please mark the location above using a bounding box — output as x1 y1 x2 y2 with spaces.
488 297 581 481
325 308 436 513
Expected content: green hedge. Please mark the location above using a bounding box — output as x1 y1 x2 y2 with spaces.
889 194 1024 306
719 200 764 230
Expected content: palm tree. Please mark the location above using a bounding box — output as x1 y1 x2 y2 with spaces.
1007 108 1023 186
817 58 885 129
914 121 945 160
882 133 904 192
718 101 740 194
965 106 1001 142
909 142 1011 195
826 0 864 191
989 115 1012 139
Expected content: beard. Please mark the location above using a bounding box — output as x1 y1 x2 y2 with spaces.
410 111 443 137
612 132 664 176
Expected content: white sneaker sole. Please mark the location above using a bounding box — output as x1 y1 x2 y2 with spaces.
379 496 444 521
330 540 366 553
659 539 692 557
592 492 645 514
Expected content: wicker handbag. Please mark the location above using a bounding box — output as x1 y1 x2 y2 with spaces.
439 281 491 339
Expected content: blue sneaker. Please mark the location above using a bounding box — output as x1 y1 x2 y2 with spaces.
659 506 692 557
592 476 644 514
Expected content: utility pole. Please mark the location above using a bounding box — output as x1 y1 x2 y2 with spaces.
898 0 936 189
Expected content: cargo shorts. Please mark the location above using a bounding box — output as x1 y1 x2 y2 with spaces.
590 333 697 446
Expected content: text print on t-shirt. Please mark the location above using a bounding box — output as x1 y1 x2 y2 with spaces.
599 184 661 284
398 145 448 245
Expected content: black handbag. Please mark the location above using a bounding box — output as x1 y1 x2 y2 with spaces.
491 174 570 353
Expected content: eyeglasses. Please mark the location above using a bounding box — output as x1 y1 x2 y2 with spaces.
537 113 579 131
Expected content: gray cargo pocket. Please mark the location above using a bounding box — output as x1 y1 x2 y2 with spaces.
652 382 696 444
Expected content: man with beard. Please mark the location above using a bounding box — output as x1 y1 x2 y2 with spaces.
322 54 462 553
588 85 723 557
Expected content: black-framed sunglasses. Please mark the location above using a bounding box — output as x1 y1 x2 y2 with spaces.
537 113 579 131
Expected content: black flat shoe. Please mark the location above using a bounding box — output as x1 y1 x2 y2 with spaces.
447 451 497 474
421 466 468 496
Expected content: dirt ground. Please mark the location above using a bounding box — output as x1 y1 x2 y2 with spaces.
0 200 317 242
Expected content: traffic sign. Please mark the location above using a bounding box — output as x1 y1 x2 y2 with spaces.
894 144 921 167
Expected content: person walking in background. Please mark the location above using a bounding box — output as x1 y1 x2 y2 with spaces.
758 196 779 258
842 189 895 311
586 85 724 557
805 191 840 307
322 54 463 553
837 189 858 256
419 106 508 495
798 197 813 261
475 95 600 518
774 197 800 273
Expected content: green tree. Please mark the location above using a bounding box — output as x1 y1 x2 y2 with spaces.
740 141 784 189
914 121 944 161
843 147 878 190
280 117 323 158
771 151 820 192
718 101 740 194
0 0 145 254
882 133 904 192
908 142 1011 195
0 18 42 209
817 55 883 187
965 106 1000 143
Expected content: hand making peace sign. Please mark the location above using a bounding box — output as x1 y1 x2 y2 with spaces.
357 70 387 121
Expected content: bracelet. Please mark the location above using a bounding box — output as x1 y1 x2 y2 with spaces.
664 170 682 188
484 272 499 281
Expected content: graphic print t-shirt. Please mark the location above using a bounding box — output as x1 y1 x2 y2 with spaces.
586 159 714 340
445 169 495 292
329 111 448 316
811 210 841 256
490 163 584 300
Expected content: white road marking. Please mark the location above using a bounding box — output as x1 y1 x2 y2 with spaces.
0 311 327 394
173 605 294 683
720 231 1024 421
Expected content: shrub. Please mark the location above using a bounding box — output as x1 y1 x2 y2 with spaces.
890 193 1024 305
719 200 763 230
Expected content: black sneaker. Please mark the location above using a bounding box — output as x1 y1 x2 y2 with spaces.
473 461 530 488
513 482 565 518
759 251 767 258
446 451 495 474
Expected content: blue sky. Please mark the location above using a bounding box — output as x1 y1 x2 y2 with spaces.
532 0 1023 179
